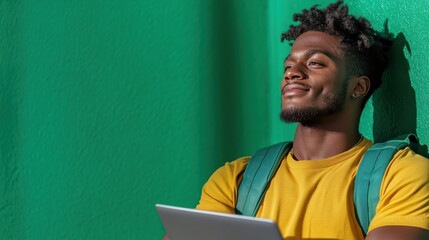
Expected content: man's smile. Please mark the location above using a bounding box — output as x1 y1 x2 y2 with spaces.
282 82 310 97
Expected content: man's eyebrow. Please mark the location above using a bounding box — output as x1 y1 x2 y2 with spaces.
306 49 333 58
284 49 335 62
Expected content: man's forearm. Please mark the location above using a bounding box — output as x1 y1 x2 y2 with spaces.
366 226 429 240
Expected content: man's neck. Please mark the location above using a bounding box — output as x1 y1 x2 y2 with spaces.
292 119 361 160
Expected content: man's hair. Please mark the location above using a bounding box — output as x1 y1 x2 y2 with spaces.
281 0 393 106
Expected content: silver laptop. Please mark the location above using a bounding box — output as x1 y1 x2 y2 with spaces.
155 204 283 240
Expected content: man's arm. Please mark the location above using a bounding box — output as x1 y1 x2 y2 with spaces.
366 226 429 240
366 150 429 239
162 235 169 240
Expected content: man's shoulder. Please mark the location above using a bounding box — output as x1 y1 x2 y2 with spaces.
217 156 252 175
206 156 252 183
362 138 428 172
383 147 428 185
391 147 429 166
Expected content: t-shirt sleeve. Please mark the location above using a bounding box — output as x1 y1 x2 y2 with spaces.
369 148 429 231
195 157 250 214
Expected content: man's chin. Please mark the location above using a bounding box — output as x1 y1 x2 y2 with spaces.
280 109 311 123
279 107 323 125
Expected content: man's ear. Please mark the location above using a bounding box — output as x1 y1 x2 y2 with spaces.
351 76 370 99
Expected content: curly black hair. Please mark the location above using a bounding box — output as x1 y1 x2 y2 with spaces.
281 0 393 106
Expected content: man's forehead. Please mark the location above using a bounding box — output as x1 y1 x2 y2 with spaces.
286 31 344 60
293 31 342 43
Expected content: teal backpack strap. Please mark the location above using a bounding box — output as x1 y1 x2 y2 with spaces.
236 141 292 216
354 134 418 235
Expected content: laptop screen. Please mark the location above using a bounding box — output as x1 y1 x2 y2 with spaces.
156 204 283 240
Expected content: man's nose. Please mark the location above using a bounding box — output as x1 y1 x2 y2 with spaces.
284 66 305 80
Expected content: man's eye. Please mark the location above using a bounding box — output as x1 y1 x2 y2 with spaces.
308 61 323 67
284 66 292 72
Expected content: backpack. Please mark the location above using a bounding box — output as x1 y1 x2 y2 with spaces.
235 134 419 236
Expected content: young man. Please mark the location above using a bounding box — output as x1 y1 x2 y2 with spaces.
194 1 429 240
164 1 428 239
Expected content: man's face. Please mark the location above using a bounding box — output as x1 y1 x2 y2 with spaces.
280 31 351 124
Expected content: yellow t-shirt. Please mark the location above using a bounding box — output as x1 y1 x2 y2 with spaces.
196 138 429 240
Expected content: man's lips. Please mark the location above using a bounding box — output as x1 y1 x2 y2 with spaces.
282 82 310 97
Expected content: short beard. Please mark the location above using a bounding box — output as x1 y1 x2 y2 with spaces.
280 82 348 125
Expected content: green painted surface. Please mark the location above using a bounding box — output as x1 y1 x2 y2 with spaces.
1 0 427 239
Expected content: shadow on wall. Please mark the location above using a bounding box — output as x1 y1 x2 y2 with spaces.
372 32 428 158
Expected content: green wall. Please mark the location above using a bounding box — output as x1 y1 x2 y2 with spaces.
1 0 427 239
